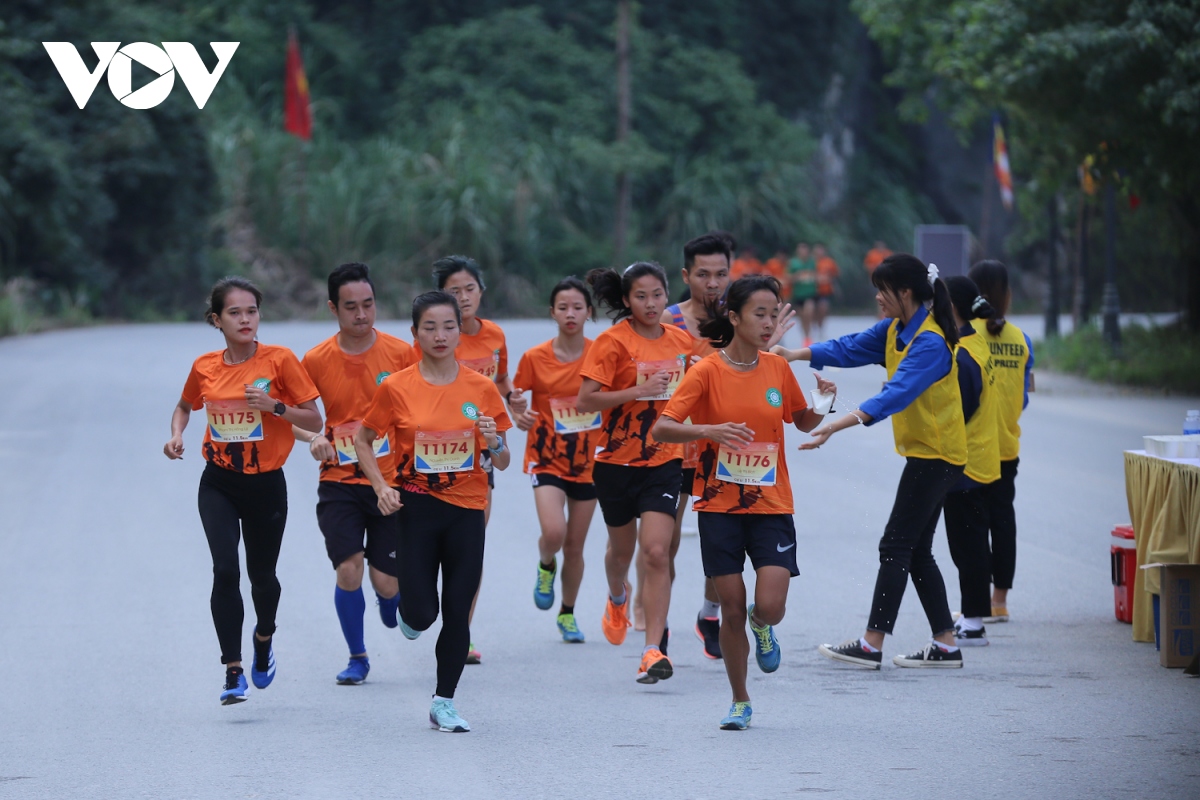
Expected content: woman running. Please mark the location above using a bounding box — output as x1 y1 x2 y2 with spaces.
773 253 967 669
654 275 836 730
967 260 1034 622
427 255 525 664
511 277 599 642
163 277 322 704
941 276 1000 647
576 262 693 685
354 290 512 732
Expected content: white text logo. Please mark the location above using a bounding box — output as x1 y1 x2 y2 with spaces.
42 42 239 110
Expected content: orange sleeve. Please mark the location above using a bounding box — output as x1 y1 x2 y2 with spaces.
661 363 707 423
579 334 622 389
276 349 320 404
781 363 808 418
498 337 509 380
181 361 204 408
482 380 514 433
512 352 534 393
361 382 396 438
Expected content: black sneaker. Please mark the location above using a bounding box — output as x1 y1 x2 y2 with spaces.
659 626 670 656
953 621 989 647
695 614 723 660
817 638 882 670
892 642 963 668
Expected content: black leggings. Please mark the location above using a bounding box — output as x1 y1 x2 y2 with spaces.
197 463 288 664
943 487 992 619
983 458 1019 590
398 491 485 699
867 457 963 637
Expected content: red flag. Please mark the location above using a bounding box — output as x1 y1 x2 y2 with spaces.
284 30 311 140
992 117 1013 212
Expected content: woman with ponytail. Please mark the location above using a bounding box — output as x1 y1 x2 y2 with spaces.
772 253 968 669
942 276 1001 646
576 262 694 686
653 275 835 729
967 260 1034 622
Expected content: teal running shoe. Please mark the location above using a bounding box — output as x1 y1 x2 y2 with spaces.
429 698 470 732
336 656 370 685
557 612 585 643
398 613 421 641
748 604 781 673
220 667 248 705
720 701 752 730
534 559 556 610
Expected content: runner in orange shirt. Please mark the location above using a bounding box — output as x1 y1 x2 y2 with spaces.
653 275 836 729
511 277 599 642
863 241 893 320
355 290 513 732
731 247 763 280
163 277 322 705
423 255 527 665
577 262 693 685
813 243 840 340
296 263 415 685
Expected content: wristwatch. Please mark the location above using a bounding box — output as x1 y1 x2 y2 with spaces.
273 401 286 417
488 437 506 454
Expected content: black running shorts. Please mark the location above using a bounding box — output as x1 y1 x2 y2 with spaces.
680 468 696 497
315 482 400 576
697 512 799 578
592 459 682 528
530 472 598 501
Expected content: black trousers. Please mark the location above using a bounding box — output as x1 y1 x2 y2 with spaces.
867 457 963 636
943 487 992 619
983 458 1019 590
197 463 288 664
398 491 485 699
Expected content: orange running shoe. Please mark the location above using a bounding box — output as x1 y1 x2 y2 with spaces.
636 646 673 684
602 586 632 645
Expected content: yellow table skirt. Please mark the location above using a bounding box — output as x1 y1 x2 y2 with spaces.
1123 451 1200 642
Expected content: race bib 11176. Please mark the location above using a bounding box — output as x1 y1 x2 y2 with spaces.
715 442 778 486
550 396 602 434
332 421 390 466
414 429 475 474
206 399 263 443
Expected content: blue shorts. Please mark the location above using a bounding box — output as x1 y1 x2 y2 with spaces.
697 512 799 578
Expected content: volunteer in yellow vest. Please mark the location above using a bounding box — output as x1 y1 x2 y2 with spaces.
941 276 1000 647
968 260 1034 622
773 253 968 669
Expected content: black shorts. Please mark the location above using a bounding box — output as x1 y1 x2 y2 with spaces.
697 512 799 578
592 459 682 528
681 468 696 497
315 482 400 577
481 451 495 489
531 472 598 501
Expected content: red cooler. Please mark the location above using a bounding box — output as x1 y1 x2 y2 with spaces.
1111 524 1136 623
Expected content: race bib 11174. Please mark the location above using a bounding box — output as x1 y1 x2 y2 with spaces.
550 396 602 434
206 399 263 443
414 429 475 474
331 421 390 466
715 442 778 486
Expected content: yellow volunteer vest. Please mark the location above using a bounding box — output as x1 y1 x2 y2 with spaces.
971 319 1030 460
885 315 967 465
957 333 1001 483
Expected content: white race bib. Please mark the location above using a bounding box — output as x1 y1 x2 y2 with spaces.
550 396 602 434
715 442 778 486
206 399 263 443
331 421 390 465
414 429 475 474
635 357 684 401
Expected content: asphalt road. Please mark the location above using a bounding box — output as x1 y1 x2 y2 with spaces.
0 316 1197 799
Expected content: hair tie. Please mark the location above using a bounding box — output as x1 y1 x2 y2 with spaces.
971 296 988 314
623 263 638 274
926 263 939 285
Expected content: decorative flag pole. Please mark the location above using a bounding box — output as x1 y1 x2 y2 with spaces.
284 29 311 141
993 116 1013 212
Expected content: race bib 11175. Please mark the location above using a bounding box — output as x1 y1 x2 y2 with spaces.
206 399 263 443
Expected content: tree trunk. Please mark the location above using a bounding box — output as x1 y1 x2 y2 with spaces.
614 0 632 264
1045 195 1059 338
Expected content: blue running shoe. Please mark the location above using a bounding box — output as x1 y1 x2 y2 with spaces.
429 698 470 732
336 656 370 685
221 667 248 705
377 593 399 629
748 604 780 673
557 612 585 643
534 559 556 610
398 613 421 640
251 639 276 689
720 701 752 730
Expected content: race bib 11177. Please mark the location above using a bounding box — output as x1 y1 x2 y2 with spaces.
635 357 684 401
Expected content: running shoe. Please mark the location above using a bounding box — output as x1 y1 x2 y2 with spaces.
533 559 556 610
953 620 989 647
636 646 673 684
720 701 752 731
984 605 1009 623
398 612 421 641
220 667 248 705
557 613 585 643
602 586 632 645
659 625 670 656
250 636 275 689
465 643 481 665
695 614 722 660
429 698 470 732
817 638 882 670
336 656 370 685
748 604 780 673
377 593 399 629
892 642 963 669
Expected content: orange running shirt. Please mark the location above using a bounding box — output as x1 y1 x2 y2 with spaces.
361 363 512 510
302 330 416 485
416 318 508 382
578 320 692 468
661 352 807 514
763 256 790 296
512 338 597 483
665 312 716 470
181 344 319 474
863 247 892 274
816 257 840 296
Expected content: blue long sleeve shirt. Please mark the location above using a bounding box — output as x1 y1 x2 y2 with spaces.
1023 331 1034 410
809 305 952 426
